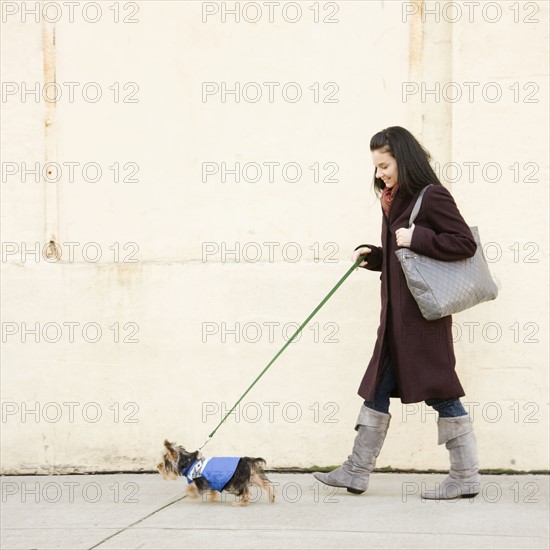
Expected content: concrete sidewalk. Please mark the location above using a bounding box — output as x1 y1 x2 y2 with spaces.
1 473 548 549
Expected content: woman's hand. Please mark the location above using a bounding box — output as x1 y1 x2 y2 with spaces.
352 247 371 270
395 224 415 248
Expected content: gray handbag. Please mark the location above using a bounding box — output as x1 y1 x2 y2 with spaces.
395 185 498 321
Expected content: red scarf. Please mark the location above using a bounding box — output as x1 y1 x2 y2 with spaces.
380 184 400 215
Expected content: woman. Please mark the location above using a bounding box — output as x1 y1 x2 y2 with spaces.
314 126 481 500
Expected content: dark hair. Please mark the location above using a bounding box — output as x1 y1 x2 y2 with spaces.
370 126 442 197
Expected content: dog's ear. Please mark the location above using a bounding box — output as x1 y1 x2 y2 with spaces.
163 439 179 461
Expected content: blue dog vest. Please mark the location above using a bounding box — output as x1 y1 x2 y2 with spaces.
183 457 240 492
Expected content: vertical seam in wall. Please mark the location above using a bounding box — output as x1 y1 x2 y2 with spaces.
449 11 454 193
42 17 60 259
408 0 454 192
408 0 424 138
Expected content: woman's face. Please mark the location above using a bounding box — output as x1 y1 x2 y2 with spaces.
372 149 398 188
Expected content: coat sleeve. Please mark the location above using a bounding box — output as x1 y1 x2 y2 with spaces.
409 185 477 261
354 243 383 272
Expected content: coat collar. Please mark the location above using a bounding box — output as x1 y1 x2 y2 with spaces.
387 188 426 226
389 189 411 223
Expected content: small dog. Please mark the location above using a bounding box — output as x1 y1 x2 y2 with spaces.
157 439 275 506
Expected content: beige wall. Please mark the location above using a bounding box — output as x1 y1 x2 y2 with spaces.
1 1 548 473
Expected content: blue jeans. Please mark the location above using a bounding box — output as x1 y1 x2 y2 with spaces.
364 356 467 417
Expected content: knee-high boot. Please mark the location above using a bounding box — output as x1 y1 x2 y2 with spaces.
422 415 481 499
314 405 391 494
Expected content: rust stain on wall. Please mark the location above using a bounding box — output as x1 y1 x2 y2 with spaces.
408 0 424 72
407 1 425 136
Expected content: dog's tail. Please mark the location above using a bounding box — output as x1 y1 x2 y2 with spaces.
246 457 270 483
241 456 267 473
250 457 266 470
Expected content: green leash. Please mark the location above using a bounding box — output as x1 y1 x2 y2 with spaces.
198 254 368 451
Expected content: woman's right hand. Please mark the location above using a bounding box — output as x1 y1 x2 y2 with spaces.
352 247 371 270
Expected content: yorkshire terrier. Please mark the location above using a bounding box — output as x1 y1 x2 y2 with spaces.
157 439 275 506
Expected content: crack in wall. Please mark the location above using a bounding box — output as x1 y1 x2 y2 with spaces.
42 20 59 251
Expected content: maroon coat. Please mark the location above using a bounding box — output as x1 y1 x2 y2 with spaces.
356 184 477 404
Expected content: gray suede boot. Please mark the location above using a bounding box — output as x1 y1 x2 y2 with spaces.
313 405 391 494
422 415 481 500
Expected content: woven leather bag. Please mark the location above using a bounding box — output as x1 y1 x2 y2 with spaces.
395 185 498 321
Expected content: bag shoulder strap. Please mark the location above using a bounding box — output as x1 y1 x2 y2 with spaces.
408 184 432 228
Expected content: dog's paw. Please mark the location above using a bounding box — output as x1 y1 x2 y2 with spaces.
204 490 218 503
185 484 199 500
231 500 250 507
